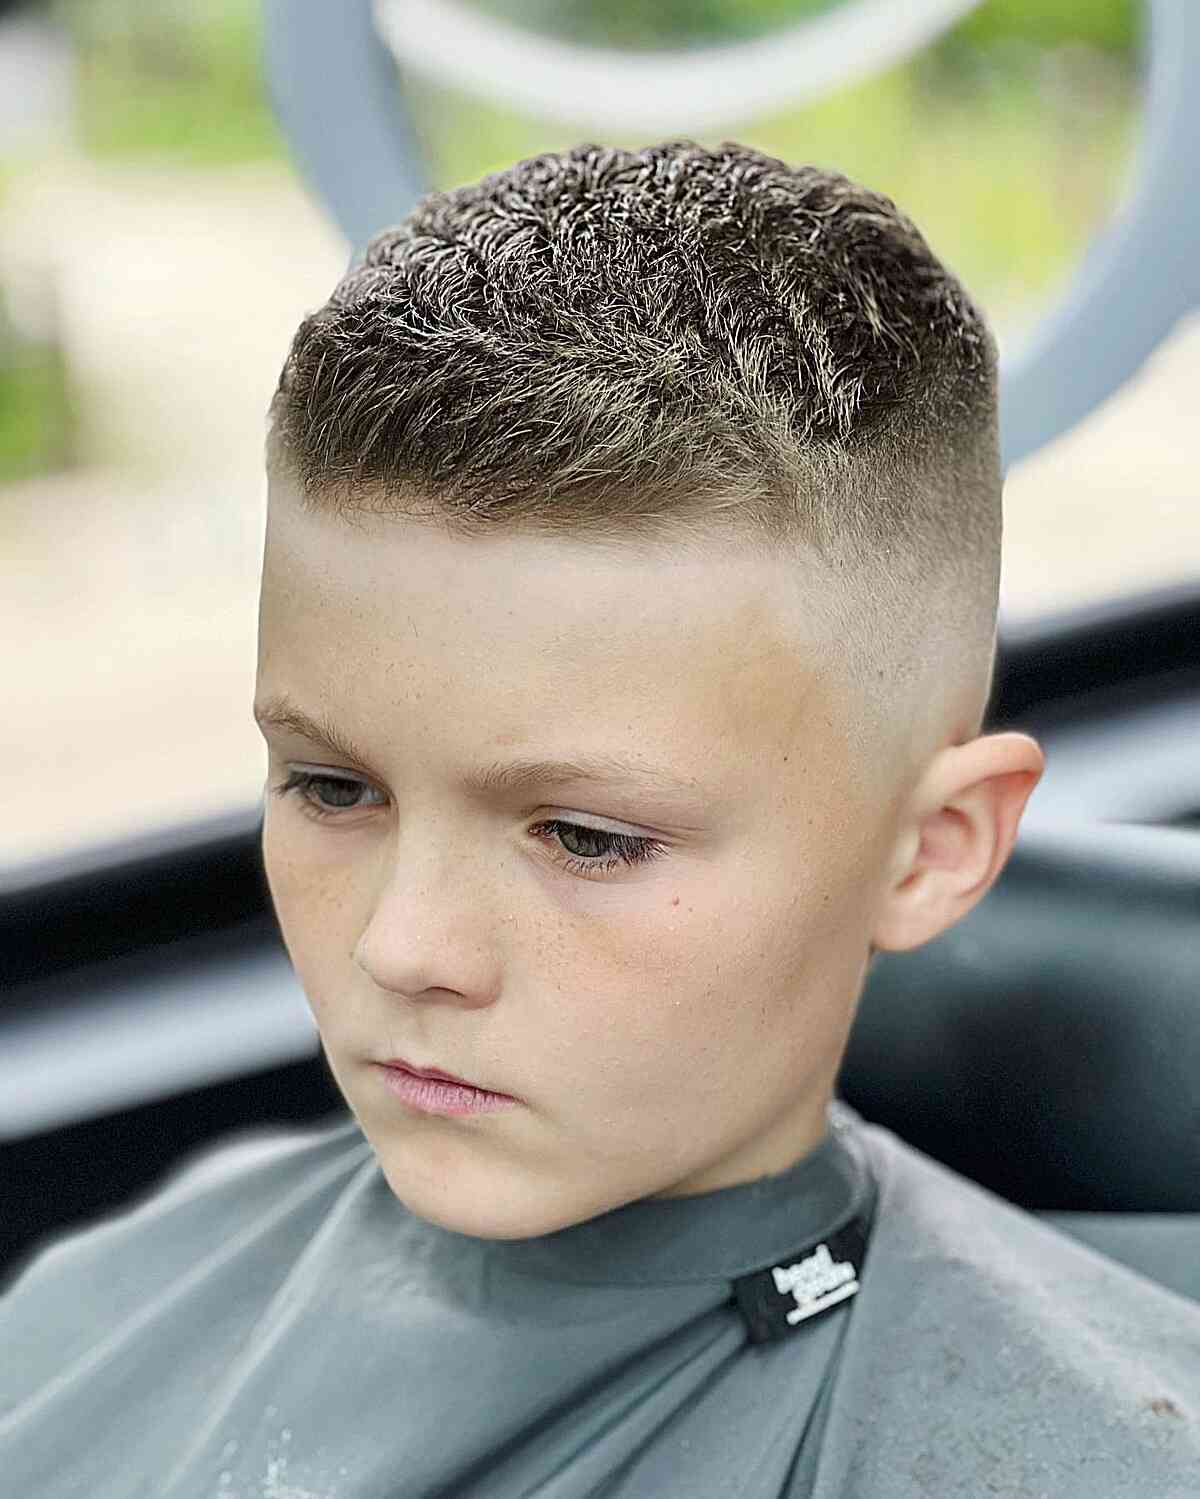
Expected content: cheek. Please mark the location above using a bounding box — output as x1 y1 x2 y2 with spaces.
261 810 303 912
612 862 837 1063
546 881 770 1083
261 817 349 1007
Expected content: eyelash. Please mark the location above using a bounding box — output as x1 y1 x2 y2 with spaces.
268 770 668 878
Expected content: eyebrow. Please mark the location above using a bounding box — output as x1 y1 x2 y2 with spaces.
252 693 705 801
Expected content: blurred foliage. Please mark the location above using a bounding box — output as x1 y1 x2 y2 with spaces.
0 163 74 481
0 329 75 482
463 0 1139 55
947 0 1136 54
463 0 841 50
50 0 284 163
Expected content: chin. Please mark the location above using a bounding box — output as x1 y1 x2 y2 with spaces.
374 1152 595 1241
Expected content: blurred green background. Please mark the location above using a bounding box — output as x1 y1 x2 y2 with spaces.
0 0 1142 483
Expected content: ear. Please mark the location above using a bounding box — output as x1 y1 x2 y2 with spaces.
870 731 1045 955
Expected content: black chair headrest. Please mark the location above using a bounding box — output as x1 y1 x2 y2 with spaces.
839 819 1200 1212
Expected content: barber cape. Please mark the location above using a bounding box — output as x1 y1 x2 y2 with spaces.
2 1100 1197 1498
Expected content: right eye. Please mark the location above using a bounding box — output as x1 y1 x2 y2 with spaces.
270 770 385 821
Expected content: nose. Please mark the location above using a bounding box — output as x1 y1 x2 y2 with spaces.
351 837 503 1007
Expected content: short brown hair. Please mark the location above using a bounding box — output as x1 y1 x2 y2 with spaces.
268 140 1001 801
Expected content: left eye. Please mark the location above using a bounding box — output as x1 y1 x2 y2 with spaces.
268 770 668 877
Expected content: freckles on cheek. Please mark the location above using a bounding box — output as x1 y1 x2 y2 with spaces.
263 840 349 1012
262 823 312 912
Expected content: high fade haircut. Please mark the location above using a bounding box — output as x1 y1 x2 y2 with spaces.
267 139 1002 808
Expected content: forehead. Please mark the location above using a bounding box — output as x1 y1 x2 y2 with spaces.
257 482 836 782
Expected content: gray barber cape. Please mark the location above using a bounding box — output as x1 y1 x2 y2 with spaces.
2 1100 1197 1498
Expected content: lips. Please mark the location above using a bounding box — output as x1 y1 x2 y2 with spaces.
381 1058 505 1095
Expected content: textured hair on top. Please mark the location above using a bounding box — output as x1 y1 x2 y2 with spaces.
268 139 1002 802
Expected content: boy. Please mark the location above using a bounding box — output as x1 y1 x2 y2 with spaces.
2 141 1196 1496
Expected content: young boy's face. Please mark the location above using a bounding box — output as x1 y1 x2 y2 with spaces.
255 474 904 1240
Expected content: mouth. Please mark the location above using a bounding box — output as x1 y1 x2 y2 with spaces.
374 1060 521 1116
379 1057 517 1100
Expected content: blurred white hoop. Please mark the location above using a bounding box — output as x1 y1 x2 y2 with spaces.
372 0 983 132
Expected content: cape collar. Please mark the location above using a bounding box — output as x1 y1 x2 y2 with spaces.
443 1099 876 1287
